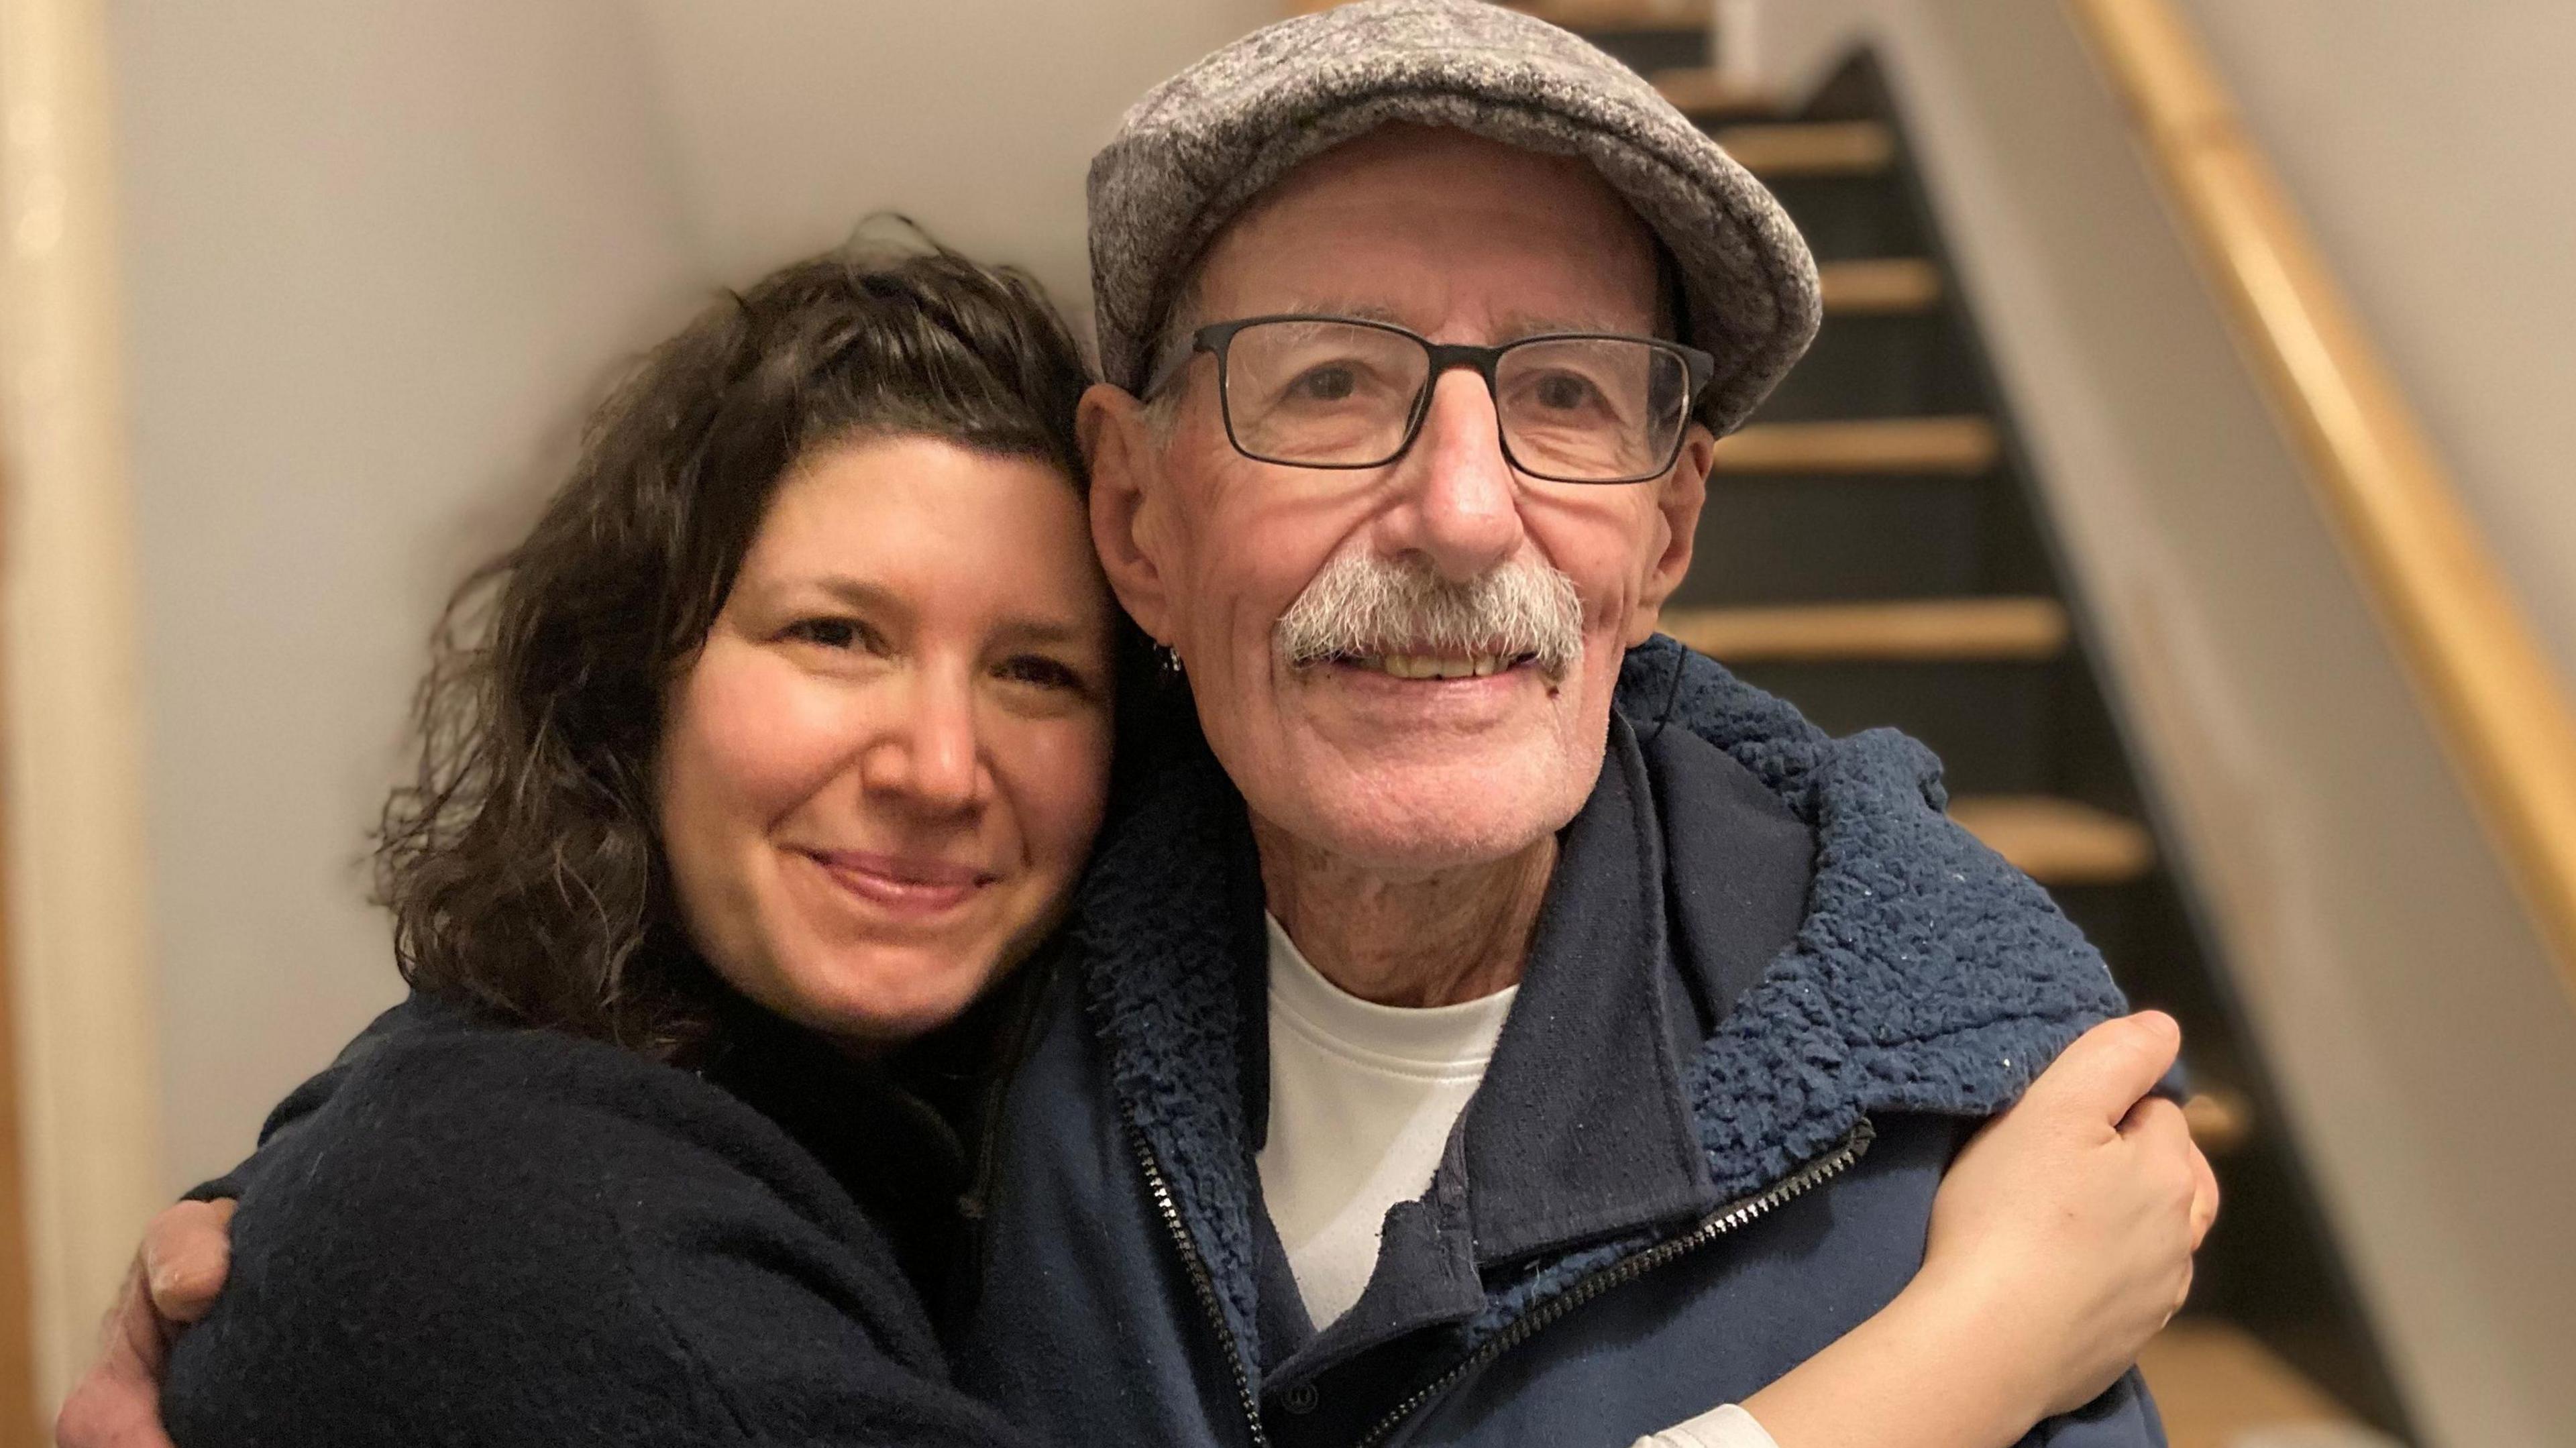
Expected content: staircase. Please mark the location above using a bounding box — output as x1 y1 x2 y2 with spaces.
1505 5 2416 1445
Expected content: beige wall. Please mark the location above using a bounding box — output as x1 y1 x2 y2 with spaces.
1754 3 2576 1443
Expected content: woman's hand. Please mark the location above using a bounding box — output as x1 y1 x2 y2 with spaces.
1916 1009 2218 1419
52 1199 234 1448
1739 1011 2216 1448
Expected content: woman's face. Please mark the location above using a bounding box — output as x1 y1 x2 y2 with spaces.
657 433 1115 1051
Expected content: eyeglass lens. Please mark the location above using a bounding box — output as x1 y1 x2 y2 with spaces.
1220 319 1691 482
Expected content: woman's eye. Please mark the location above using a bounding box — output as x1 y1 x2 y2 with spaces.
784 617 877 651
997 655 1085 692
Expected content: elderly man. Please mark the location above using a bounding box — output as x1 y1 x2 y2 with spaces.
949 4 2178 1447
62 5 2204 1447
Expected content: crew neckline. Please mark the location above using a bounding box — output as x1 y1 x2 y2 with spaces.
1264 913 1517 1074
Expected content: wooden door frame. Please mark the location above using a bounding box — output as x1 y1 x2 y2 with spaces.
0 0 168 1434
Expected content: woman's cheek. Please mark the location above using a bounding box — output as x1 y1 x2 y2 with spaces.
1002 711 1114 875
688 648 868 810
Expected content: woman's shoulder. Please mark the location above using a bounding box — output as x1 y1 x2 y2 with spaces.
228 1003 924 1303
164 1005 1008 1447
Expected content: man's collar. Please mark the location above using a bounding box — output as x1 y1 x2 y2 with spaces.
1455 713 1719 1263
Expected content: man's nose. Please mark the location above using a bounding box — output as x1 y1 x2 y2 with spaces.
1387 368 1524 581
859 669 985 816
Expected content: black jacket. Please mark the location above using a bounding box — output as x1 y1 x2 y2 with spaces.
162 1001 1038 1447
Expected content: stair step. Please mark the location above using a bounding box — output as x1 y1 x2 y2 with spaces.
1715 416 2001 475
1715 121 1897 177
1664 596 2070 663
2137 1321 2369 1448
1947 795 2155 885
1818 257 1943 315
1652 67 1780 119
1497 0 1711 31
2182 1084 2257 1154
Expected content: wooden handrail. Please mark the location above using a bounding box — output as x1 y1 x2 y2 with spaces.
2066 0 2576 1007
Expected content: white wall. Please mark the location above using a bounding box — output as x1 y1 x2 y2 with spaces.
1753 4 2576 1443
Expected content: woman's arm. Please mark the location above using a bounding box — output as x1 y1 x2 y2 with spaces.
1633 1011 2214 1448
147 1021 1036 1448
62 1013 2209 1448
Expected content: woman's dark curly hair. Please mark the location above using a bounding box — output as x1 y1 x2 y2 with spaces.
376 235 1104 1065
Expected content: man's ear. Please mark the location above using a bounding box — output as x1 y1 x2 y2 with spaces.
1624 421 1715 647
1081 382 1177 645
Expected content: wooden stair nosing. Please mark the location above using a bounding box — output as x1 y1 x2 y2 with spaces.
1817 258 1943 315
1713 121 1897 177
1652 67 1781 119
1947 794 2155 886
1713 416 2002 476
1495 0 1711 32
1662 597 2072 664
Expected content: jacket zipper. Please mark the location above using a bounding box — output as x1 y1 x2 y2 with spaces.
1346 1117 1877 1448
1126 1117 1274 1448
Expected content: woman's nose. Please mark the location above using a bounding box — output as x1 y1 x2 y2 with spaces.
859 673 985 814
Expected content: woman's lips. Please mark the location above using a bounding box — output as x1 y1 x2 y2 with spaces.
802 849 994 917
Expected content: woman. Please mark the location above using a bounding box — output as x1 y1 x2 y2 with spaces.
69 239 2206 1448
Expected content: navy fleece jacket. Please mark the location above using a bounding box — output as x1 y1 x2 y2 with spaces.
952 638 2166 1447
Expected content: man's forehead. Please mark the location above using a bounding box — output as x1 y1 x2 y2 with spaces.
1192 127 1660 328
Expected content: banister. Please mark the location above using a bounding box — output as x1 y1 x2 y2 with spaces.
2064 0 2576 1007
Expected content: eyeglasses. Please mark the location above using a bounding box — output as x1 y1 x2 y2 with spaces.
1144 315 1717 486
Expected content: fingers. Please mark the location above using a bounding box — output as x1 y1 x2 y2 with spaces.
2115 1091 2187 1142
55 1257 174 1448
2023 1011 2183 1127
101 1253 165 1378
2186 1143 2221 1249
142 1199 235 1328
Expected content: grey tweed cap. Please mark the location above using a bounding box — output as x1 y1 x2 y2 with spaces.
1087 0 1821 436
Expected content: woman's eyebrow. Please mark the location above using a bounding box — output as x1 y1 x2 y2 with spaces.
991 616 1105 651
804 574 913 620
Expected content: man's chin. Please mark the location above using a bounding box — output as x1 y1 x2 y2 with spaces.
1255 758 1583 876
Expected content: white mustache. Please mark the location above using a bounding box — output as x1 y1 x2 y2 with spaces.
1273 551 1585 680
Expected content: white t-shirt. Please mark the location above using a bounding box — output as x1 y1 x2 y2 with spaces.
1252 915 1779 1448
1256 913 1515 1328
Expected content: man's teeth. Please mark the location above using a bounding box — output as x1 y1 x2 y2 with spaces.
1356 653 1514 679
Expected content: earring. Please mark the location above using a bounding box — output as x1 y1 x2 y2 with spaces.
1157 643 1185 677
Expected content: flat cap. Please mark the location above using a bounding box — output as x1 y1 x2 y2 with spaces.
1087 0 1820 436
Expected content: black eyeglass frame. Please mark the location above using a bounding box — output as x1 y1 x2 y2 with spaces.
1143 313 1719 486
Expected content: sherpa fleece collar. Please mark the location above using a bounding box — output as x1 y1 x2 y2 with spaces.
1069 635 2125 1366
